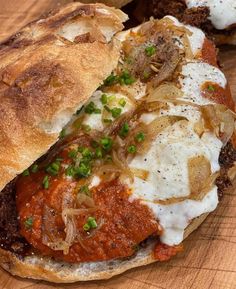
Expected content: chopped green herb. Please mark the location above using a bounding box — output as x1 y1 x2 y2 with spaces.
55 157 63 162
68 149 77 159
103 73 119 86
65 165 75 177
42 175 49 189
59 128 66 139
101 137 113 151
207 85 215 92
82 147 93 159
24 217 33 230
46 161 60 176
83 216 98 231
87 216 97 229
127 145 137 154
118 98 126 107
119 122 129 138
95 147 103 159
145 45 156 57
83 223 90 231
31 164 39 173
76 162 91 178
119 70 135 85
79 185 91 196
108 95 115 102
111 107 122 118
84 102 101 114
103 118 112 124
100 94 108 105
22 169 30 176
135 132 145 143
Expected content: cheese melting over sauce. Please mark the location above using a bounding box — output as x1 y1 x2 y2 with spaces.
81 17 228 246
186 0 236 30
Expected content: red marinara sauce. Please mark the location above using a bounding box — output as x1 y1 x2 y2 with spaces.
201 81 235 111
153 242 183 261
16 143 160 263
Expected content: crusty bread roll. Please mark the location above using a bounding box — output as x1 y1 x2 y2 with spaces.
0 2 127 192
0 4 235 284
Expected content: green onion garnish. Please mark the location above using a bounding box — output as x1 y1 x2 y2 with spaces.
22 169 30 176
31 164 39 173
59 128 66 139
127 145 137 154
84 102 101 114
100 137 113 151
42 175 49 189
100 94 108 105
68 149 77 159
135 132 145 143
145 45 156 57
118 98 126 107
95 148 103 159
119 122 129 138
111 107 122 118
24 217 33 230
207 85 215 92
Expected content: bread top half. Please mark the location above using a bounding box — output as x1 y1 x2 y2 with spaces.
0 2 127 192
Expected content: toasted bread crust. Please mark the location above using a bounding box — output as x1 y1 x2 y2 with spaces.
0 2 127 192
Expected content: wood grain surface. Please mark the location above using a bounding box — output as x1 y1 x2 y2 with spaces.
0 1 236 288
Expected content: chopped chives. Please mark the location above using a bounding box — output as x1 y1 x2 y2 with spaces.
22 169 30 176
127 145 137 154
42 175 49 189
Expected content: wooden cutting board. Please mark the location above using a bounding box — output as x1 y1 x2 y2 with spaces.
0 1 235 288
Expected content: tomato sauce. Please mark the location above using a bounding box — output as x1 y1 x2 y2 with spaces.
201 81 235 111
200 38 218 67
153 242 183 261
16 144 160 263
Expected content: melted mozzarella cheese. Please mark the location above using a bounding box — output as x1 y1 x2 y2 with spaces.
146 186 218 245
180 61 227 104
129 120 222 245
82 90 134 131
165 16 205 56
129 121 222 201
186 0 236 30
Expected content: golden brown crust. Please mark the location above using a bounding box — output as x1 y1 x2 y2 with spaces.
77 0 133 9
0 2 127 192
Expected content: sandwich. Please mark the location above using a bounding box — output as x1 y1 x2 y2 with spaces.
0 2 236 283
96 0 236 45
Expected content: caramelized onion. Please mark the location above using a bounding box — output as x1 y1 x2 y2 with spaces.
77 193 95 208
188 155 212 200
146 83 183 102
201 104 235 145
